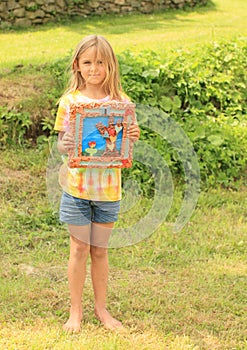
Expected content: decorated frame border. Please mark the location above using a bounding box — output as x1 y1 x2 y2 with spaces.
68 101 136 168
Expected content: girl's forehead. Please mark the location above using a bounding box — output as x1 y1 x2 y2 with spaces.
79 46 103 59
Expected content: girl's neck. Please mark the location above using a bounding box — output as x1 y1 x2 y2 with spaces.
79 85 108 100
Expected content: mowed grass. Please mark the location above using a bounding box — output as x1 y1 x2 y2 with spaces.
1 0 247 348
0 147 246 350
1 0 247 71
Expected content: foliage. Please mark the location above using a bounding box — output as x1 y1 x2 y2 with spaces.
44 38 247 188
0 107 32 147
118 39 247 188
25 4 41 12
1 38 246 188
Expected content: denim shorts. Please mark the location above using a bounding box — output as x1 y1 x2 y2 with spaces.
60 192 121 226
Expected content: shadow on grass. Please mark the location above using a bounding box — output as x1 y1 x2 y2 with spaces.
1 1 217 36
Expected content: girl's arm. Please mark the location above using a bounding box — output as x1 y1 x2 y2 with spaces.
57 132 75 154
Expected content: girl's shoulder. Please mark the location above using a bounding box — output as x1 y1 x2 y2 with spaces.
58 91 76 107
60 90 131 106
60 90 84 104
61 90 112 105
114 92 131 103
121 93 131 103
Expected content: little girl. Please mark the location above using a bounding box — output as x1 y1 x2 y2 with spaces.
54 35 140 333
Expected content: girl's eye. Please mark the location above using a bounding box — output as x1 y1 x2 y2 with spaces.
83 61 91 65
97 60 103 65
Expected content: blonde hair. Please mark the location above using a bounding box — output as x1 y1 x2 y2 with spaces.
61 35 123 101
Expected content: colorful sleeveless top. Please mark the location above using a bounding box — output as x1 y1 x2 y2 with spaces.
54 90 124 201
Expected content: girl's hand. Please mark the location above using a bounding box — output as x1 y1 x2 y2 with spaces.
58 132 75 154
128 124 140 142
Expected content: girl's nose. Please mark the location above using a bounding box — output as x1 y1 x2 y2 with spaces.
90 63 96 71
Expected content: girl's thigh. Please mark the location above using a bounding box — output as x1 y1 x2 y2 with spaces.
90 222 114 248
68 224 91 244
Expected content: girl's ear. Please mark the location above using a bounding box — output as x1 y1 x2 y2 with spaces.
73 59 79 72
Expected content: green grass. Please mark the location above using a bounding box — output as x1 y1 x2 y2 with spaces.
1 1 247 348
1 0 247 71
0 148 247 349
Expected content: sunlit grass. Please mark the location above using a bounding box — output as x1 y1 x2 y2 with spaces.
0 321 200 350
1 1 247 348
1 0 247 71
0 147 247 349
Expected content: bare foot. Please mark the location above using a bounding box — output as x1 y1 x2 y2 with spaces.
63 306 82 333
95 308 123 330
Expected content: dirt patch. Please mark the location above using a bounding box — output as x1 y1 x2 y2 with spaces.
0 70 56 140
0 72 52 109
0 168 31 184
0 78 31 107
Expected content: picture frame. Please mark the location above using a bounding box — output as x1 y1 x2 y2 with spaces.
68 101 136 168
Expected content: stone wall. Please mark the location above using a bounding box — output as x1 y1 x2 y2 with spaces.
0 0 208 28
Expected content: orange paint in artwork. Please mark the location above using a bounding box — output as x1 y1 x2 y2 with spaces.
88 141 96 148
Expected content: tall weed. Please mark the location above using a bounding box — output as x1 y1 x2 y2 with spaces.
0 107 32 147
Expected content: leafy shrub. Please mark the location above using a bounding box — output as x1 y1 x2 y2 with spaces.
0 107 32 147
1 38 246 188
118 38 247 188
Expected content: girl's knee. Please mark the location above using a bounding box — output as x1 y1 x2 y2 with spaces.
70 235 90 257
90 245 108 259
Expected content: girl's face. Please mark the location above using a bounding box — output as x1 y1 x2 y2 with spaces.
77 46 107 88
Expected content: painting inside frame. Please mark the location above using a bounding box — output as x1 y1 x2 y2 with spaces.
68 101 136 168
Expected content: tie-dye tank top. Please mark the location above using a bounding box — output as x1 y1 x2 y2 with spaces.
54 90 123 201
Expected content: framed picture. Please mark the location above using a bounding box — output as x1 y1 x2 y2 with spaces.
68 101 136 168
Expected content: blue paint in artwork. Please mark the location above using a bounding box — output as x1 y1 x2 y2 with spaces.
82 116 123 155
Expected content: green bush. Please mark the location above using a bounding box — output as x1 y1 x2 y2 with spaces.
0 107 32 147
118 39 247 188
1 38 246 188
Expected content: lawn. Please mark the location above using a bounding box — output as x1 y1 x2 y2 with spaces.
1 0 247 71
0 148 246 349
0 0 247 349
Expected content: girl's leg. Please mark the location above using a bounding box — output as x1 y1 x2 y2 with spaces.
90 222 122 330
63 224 91 333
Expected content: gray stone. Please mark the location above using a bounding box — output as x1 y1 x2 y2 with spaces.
121 6 132 13
1 0 208 27
14 17 32 26
109 5 121 12
42 17 52 23
127 0 139 6
89 1 100 9
0 2 7 15
32 18 44 24
19 0 29 6
141 2 154 13
44 13 54 18
13 8 26 17
28 9 45 19
8 0 20 10
56 0 66 9
115 0 125 5
43 5 56 13
27 1 37 9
